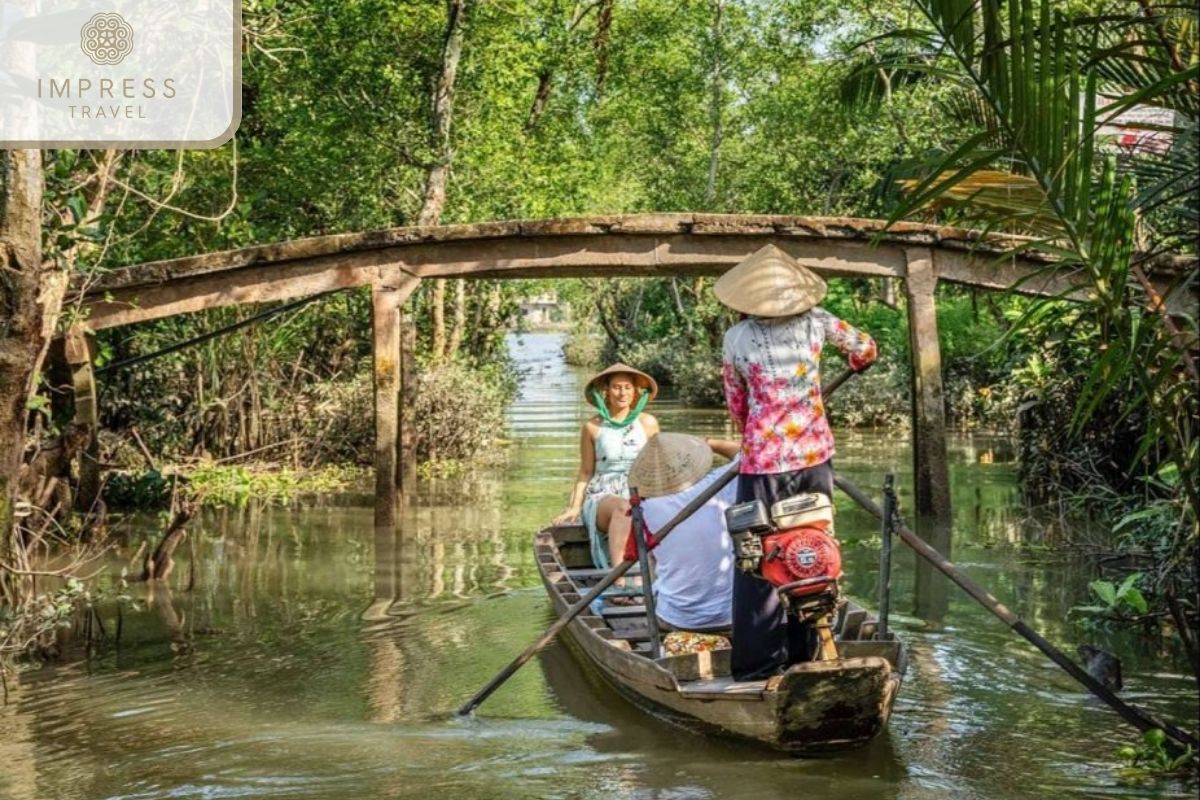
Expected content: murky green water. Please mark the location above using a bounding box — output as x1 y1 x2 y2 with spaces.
1 332 1195 800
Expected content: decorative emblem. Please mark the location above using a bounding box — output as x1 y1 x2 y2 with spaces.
80 12 134 65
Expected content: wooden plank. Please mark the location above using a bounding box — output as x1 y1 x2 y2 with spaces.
85 257 394 330
607 617 649 636
677 677 767 699
74 215 1062 296
75 214 1191 332
565 567 641 579
554 525 589 544
838 608 867 640
657 649 732 681
601 604 647 618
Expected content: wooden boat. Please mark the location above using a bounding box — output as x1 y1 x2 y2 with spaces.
535 524 907 754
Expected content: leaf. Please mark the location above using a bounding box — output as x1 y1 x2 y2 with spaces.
1121 587 1149 615
1113 507 1160 532
1070 604 1111 615
66 194 87 224
1089 579 1117 607
1153 462 1180 488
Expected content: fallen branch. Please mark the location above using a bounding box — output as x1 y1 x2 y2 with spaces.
137 499 197 582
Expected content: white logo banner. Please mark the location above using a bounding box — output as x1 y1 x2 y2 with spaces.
0 0 240 148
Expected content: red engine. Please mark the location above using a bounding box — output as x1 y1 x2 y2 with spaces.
759 525 842 598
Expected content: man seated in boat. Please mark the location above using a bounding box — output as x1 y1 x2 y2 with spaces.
620 433 742 633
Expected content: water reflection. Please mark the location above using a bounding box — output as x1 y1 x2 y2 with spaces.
1 331 1196 800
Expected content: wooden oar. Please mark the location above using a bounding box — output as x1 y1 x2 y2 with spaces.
457 367 858 716
834 473 1200 757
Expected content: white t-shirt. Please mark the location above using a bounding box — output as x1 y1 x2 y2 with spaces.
642 462 738 630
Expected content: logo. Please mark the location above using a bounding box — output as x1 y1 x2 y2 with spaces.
80 12 134 66
3 1 240 148
796 547 818 568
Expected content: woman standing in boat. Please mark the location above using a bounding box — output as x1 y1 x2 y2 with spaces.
553 363 660 570
716 244 877 680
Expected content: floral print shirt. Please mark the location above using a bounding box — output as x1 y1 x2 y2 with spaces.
722 308 877 475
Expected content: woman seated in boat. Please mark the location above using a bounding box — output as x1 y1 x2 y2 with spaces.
715 244 877 680
552 363 660 570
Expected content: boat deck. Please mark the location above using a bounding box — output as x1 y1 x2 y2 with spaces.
538 524 905 695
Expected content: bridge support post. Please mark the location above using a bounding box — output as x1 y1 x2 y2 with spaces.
373 277 420 531
398 309 417 493
64 326 101 515
903 248 952 623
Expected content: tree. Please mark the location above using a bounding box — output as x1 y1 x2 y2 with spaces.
0 151 49 603
843 0 1199 666
423 0 472 362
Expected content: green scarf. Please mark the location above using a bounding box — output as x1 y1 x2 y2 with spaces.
590 387 650 428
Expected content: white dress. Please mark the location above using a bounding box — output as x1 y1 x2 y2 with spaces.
582 418 648 568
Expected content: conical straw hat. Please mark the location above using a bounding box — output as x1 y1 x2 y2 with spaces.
583 363 659 406
714 244 827 317
628 433 713 498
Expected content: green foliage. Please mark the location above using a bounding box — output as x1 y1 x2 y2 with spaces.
185 464 371 507
563 273 1028 429
842 0 1198 645
1072 572 1149 620
562 327 605 368
411 361 516 468
849 0 1199 515
103 470 175 510
0 578 89 673
1116 729 1195 779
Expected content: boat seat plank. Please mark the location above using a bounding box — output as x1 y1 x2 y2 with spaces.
565 569 642 582
553 525 589 545
839 608 867 639
677 677 767 698
607 617 649 635
600 604 647 618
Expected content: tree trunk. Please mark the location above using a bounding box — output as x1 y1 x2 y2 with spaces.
419 0 471 362
1 151 53 605
595 297 623 357
431 281 447 360
704 0 724 207
526 70 554 131
447 280 466 360
593 0 614 99
528 2 608 129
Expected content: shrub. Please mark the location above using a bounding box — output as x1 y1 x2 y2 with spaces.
825 362 911 429
411 361 515 466
563 327 605 368
291 374 376 465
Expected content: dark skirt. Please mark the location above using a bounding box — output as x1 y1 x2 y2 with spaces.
731 461 835 681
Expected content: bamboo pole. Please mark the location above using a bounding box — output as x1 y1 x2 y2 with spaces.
835 473 1199 758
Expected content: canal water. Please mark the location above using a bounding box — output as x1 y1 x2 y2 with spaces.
1 332 1195 800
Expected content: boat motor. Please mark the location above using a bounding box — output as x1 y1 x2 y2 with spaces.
725 492 843 659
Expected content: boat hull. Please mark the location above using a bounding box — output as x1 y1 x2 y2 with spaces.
536 526 905 754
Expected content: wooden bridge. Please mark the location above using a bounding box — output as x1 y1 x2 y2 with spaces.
66 214 1195 571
